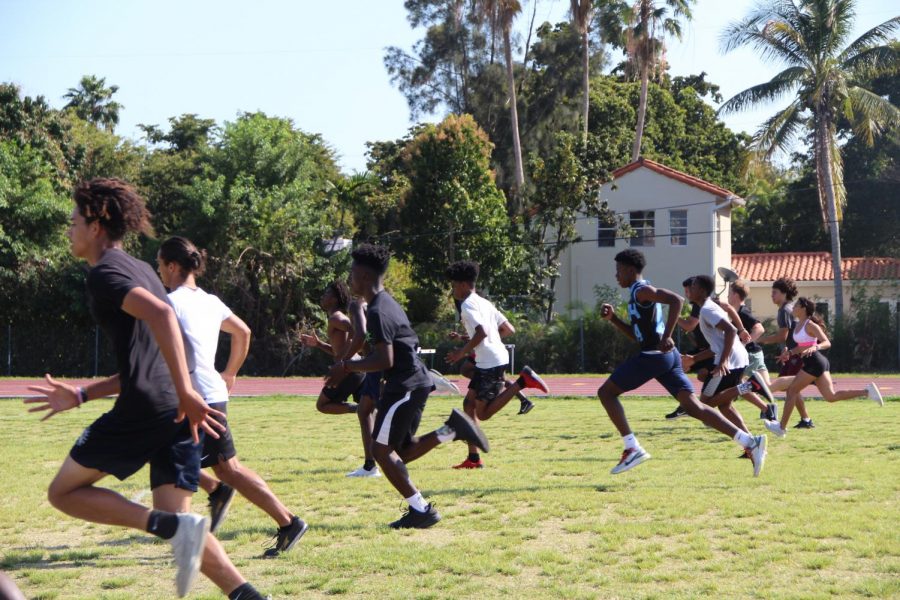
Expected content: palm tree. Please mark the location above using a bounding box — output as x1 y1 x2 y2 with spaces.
622 0 694 161
719 0 900 320
63 75 123 132
570 0 595 139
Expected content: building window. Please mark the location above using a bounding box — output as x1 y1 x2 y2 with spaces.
629 210 655 247
669 209 687 246
597 220 616 247
815 301 830 325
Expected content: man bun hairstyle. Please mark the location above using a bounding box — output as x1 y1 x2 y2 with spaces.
614 249 646 272
730 280 749 300
350 243 391 276
159 236 207 276
693 274 715 296
773 277 798 301
74 178 154 241
446 260 479 283
326 279 351 312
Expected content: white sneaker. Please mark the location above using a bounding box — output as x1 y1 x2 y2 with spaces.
346 465 381 478
170 513 209 597
764 420 786 439
610 447 650 474
867 383 884 407
748 434 767 477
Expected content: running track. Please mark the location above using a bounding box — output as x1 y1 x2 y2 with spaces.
2 375 896 399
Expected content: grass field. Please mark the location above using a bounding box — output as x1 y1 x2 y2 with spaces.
1 394 898 599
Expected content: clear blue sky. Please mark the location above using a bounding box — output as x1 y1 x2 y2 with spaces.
1 0 895 173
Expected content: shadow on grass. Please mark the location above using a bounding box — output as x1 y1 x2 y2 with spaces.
423 482 611 497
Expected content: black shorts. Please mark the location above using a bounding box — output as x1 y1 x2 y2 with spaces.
780 354 804 376
323 371 365 403
360 371 383 403
373 386 430 451
468 364 508 402
701 366 747 398
69 409 201 492
201 402 237 468
802 352 829 378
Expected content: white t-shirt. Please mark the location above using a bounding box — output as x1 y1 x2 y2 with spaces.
698 298 749 370
460 292 509 369
168 286 233 404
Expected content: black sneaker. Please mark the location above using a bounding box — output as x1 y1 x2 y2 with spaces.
747 371 775 403
445 408 490 453
389 503 441 529
518 398 535 415
208 483 235 534
794 419 815 429
263 516 308 558
665 405 687 420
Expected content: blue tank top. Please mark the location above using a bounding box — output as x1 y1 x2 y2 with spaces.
627 280 665 351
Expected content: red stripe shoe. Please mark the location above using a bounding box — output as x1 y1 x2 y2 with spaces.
519 366 549 393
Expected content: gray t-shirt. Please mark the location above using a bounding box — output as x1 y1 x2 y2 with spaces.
777 302 798 350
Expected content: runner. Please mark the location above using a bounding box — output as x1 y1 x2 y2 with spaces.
157 235 308 557
727 279 778 421
342 295 382 477
25 178 265 599
596 250 767 477
764 297 884 438
443 260 549 469
325 244 490 528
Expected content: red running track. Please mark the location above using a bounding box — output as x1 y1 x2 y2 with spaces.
2 375 896 399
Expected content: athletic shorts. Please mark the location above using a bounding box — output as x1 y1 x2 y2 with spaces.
780 354 803 376
360 371 383 403
69 409 201 492
468 364 508 402
608 351 694 398
201 402 237 469
802 352 829 378
747 350 767 373
701 366 747 398
323 371 365 403
373 386 431 451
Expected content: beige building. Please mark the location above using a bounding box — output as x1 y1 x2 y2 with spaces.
557 158 744 313
732 252 900 323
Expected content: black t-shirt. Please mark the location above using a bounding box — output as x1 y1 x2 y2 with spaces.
367 290 432 394
689 302 710 351
87 249 178 419
737 305 762 353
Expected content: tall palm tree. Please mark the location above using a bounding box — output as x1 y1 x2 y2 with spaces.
623 0 694 161
570 0 595 139
719 0 900 320
479 0 525 197
63 75 123 132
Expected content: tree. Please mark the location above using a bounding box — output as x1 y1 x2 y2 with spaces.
63 75 123 133
570 0 595 138
719 0 900 319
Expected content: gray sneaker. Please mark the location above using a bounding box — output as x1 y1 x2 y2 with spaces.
610 447 651 474
764 420 786 439
867 383 884 407
170 513 209 597
748 434 767 477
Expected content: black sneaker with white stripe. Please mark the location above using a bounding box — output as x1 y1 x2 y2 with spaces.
263 516 308 558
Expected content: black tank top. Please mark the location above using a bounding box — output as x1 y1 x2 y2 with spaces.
627 280 665 351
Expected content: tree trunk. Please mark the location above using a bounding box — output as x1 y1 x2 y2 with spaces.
503 29 526 199
816 119 844 321
581 29 590 139
632 62 649 162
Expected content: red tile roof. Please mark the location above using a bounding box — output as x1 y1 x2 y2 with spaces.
733 252 900 282
612 157 741 202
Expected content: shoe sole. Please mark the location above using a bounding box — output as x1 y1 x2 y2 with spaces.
521 367 550 393
283 521 309 553
752 436 767 477
174 516 210 598
665 413 687 420
447 408 490 453
390 514 442 529
869 385 884 406
610 451 650 475
347 471 381 477
209 487 235 535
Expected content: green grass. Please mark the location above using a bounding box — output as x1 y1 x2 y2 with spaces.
0 394 898 599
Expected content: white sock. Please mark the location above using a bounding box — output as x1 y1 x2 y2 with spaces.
405 492 429 513
435 424 455 444
623 433 639 450
734 430 754 447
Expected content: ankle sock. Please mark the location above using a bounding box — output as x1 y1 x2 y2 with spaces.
435 424 455 443
405 492 429 513
363 459 376 471
734 430 754 447
622 433 638 451
229 582 264 600
146 510 178 540
467 452 480 463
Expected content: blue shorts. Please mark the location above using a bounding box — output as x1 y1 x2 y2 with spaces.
608 351 695 398
360 371 382 403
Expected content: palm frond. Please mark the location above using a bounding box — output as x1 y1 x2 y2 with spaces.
846 86 900 146
717 66 806 115
842 44 900 80
752 99 805 157
838 16 900 62
720 11 808 67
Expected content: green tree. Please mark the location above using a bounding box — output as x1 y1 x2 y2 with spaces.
719 0 900 319
63 75 123 133
570 0 595 138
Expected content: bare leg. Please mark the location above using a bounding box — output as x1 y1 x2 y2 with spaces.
781 371 816 429
316 391 357 415
198 470 219 495
462 391 479 455
356 394 376 463
771 375 811 420
816 372 867 402
718 401 749 433
476 380 522 420
48 457 150 530
373 442 419 499
211 458 292 527
598 380 632 436
676 390 741 437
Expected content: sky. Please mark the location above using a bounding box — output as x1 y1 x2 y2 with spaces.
1 0 895 174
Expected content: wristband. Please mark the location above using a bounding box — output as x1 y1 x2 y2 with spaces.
77 386 88 407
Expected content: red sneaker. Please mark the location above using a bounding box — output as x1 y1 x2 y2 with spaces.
452 458 484 469
519 366 549 393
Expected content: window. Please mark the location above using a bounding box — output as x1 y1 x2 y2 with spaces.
629 210 655 247
597 220 616 247
815 301 830 325
669 210 687 246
